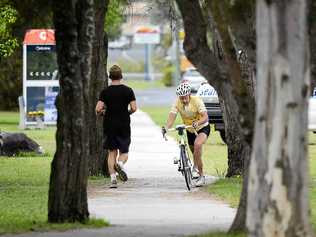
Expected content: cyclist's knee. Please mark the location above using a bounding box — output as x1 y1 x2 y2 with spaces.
194 141 203 150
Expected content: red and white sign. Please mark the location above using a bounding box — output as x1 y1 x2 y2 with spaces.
134 26 160 44
23 29 55 45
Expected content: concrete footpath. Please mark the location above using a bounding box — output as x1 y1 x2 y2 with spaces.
6 111 235 237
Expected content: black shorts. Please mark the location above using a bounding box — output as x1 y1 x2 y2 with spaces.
186 124 210 146
104 134 131 153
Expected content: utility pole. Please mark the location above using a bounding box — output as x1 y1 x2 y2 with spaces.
171 2 181 86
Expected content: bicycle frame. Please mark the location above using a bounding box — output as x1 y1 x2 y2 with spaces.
164 124 196 190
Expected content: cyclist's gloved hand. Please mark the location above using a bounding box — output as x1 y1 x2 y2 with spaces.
192 121 199 130
161 126 167 137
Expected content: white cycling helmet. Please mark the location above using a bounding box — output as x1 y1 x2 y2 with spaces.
176 82 191 96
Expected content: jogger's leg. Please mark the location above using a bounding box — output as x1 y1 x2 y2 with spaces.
108 149 118 175
118 152 128 164
115 152 128 182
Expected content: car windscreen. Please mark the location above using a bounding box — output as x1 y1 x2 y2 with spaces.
184 70 201 77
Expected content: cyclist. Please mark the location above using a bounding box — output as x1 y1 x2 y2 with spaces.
96 65 137 188
162 82 210 187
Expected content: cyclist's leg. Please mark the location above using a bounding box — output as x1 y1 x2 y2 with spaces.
193 133 207 176
193 125 211 176
186 131 196 161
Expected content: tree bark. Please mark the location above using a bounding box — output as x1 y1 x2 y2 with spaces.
48 0 95 223
88 0 109 176
212 37 245 178
206 1 256 232
247 0 313 236
309 0 316 92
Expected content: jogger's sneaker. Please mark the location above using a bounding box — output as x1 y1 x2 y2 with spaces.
195 176 205 187
114 163 128 182
192 167 200 179
110 179 118 188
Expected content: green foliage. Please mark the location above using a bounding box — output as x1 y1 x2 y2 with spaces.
105 0 127 40
162 64 174 87
124 79 165 90
0 50 22 110
0 5 18 58
0 0 53 110
161 31 172 49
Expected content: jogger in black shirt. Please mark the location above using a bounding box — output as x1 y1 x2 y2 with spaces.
96 65 137 188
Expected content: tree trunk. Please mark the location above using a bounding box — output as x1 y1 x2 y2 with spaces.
206 1 256 232
88 0 109 176
48 0 95 223
206 7 254 179
247 1 312 236
309 0 316 92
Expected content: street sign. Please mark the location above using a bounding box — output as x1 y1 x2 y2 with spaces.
22 29 58 126
134 26 160 44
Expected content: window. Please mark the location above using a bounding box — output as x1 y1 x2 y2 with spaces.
26 45 57 81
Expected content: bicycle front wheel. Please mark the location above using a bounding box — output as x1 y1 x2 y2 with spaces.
180 145 192 191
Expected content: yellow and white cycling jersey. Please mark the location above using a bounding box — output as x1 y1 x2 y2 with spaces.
170 96 208 133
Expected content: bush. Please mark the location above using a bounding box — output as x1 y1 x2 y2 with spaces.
162 64 174 87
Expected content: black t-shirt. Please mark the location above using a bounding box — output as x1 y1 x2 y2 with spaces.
99 84 136 137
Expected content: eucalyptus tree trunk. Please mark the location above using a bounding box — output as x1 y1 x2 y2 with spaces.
247 0 312 236
206 1 256 179
210 29 248 178
309 0 316 92
48 0 95 222
88 0 109 176
206 1 256 232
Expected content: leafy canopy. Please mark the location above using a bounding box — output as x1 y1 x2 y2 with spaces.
0 4 18 58
105 0 128 40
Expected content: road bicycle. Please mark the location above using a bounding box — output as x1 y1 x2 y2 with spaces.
163 125 197 191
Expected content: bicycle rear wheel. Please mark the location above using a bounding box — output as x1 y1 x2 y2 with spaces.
180 145 192 190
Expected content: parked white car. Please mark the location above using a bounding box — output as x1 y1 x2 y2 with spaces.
309 97 316 132
196 82 226 143
108 36 130 50
181 68 207 93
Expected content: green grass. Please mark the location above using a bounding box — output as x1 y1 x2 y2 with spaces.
191 233 245 237
0 111 108 234
0 111 19 125
205 178 242 208
124 78 165 90
143 106 316 233
2 109 316 235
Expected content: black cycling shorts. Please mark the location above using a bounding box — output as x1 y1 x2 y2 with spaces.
186 124 210 146
104 134 131 153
